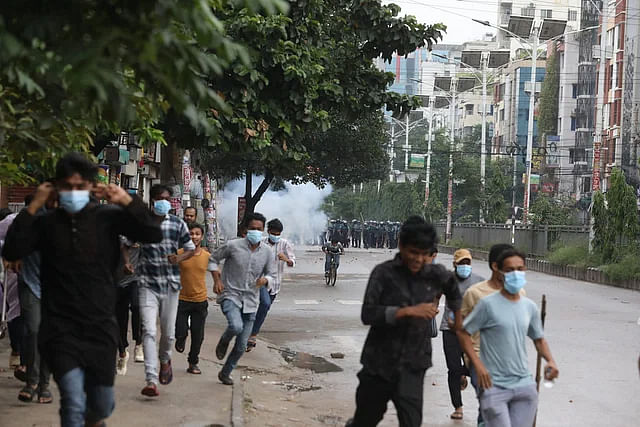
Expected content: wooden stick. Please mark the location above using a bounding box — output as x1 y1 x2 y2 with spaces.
533 294 547 427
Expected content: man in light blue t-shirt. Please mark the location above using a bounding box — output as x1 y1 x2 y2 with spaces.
458 248 559 427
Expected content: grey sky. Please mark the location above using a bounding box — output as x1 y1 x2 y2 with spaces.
388 0 498 44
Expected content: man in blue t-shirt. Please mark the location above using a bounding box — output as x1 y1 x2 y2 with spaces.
458 248 559 427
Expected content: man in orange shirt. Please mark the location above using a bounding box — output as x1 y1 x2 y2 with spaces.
174 223 211 374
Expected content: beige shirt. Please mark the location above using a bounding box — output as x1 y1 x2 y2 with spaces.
461 280 526 357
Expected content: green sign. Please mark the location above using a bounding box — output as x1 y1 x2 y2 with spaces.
409 154 425 169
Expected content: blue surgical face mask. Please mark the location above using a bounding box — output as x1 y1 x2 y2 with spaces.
503 270 526 294
153 200 171 216
58 190 90 214
268 234 281 244
456 264 472 279
246 230 263 245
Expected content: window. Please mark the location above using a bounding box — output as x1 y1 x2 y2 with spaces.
558 117 562 131
560 86 564 100
521 5 535 17
568 10 578 21
500 109 505 121
572 84 578 98
465 104 474 115
541 9 553 19
571 117 576 131
489 105 494 116
569 148 575 164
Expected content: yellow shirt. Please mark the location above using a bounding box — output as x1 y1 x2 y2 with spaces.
461 280 526 357
178 248 210 303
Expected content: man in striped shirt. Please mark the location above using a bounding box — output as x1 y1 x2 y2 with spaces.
246 218 295 352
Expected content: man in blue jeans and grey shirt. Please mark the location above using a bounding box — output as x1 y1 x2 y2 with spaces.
209 212 276 385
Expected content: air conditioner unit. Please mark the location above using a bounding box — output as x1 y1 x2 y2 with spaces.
139 164 152 176
612 127 620 138
129 147 142 162
122 162 138 177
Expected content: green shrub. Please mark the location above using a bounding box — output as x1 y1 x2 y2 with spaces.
546 243 590 267
602 254 640 282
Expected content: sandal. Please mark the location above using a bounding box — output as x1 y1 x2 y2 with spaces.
187 364 202 375
37 386 53 404
159 360 173 385
450 410 463 420
14 366 27 382
245 337 257 353
175 338 186 354
18 384 37 402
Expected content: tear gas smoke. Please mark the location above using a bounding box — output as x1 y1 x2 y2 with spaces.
218 177 331 245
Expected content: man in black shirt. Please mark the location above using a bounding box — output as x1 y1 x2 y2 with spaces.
3 153 162 427
346 216 462 427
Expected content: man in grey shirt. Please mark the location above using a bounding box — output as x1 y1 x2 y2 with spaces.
440 249 484 421
209 212 276 385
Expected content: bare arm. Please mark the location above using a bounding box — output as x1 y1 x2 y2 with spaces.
534 338 559 380
457 329 492 389
212 270 224 294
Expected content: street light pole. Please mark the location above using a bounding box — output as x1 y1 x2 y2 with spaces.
424 96 435 205
404 113 410 171
480 52 488 223
446 76 457 243
389 121 395 182
523 31 538 224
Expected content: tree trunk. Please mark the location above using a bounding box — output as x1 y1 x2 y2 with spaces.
241 169 274 227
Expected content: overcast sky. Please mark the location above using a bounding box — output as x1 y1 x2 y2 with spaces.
388 0 498 45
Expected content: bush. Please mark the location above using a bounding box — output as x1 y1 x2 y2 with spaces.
602 253 640 282
546 243 590 267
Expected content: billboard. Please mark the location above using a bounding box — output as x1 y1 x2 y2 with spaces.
409 154 425 169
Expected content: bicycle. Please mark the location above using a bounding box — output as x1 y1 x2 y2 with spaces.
325 255 338 287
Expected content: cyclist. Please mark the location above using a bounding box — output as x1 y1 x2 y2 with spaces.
322 238 344 278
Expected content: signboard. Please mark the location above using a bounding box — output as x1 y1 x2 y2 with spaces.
409 154 425 169
183 166 192 195
546 136 560 166
522 174 540 185
237 197 246 225
592 142 601 191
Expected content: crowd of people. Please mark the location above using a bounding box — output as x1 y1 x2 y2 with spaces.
323 219 402 250
346 217 559 427
0 153 296 426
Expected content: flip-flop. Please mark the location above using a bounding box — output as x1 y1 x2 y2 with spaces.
37 387 53 404
159 361 173 385
187 364 202 375
18 385 37 402
14 366 27 382
245 337 257 353
450 411 463 420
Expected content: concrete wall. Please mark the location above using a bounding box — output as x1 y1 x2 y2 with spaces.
435 223 589 256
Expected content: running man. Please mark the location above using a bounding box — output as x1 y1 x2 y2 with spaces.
322 238 344 277
2 153 162 426
440 249 484 421
138 184 195 397
174 223 210 374
346 217 462 427
458 248 559 427
209 213 276 385
246 218 295 352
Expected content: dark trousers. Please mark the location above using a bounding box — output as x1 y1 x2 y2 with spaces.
175 300 208 365
18 281 50 387
443 330 469 410
115 284 141 355
252 286 276 336
350 368 425 427
8 316 24 360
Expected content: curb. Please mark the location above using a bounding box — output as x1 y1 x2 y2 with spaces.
231 368 245 427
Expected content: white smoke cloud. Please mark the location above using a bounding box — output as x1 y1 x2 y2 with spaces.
218 176 332 244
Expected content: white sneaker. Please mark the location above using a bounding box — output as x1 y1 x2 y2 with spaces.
116 350 129 376
134 344 144 363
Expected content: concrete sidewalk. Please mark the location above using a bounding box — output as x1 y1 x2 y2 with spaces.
0 322 241 427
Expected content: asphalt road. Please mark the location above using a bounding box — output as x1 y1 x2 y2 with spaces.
220 245 640 427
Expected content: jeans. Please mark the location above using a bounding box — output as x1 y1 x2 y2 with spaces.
219 299 256 377
18 281 50 387
479 384 538 427
139 286 180 383
175 300 208 365
349 368 425 427
443 330 469 409
56 367 115 427
116 283 141 355
251 286 276 336
470 365 485 425
325 253 340 272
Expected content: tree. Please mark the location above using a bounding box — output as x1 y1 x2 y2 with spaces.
0 0 284 183
529 193 577 225
538 43 559 140
195 0 446 219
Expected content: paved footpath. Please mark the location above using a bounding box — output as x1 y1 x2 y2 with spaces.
0 319 236 427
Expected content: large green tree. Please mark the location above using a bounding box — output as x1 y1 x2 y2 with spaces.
0 0 283 183
538 43 559 139
193 0 445 217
